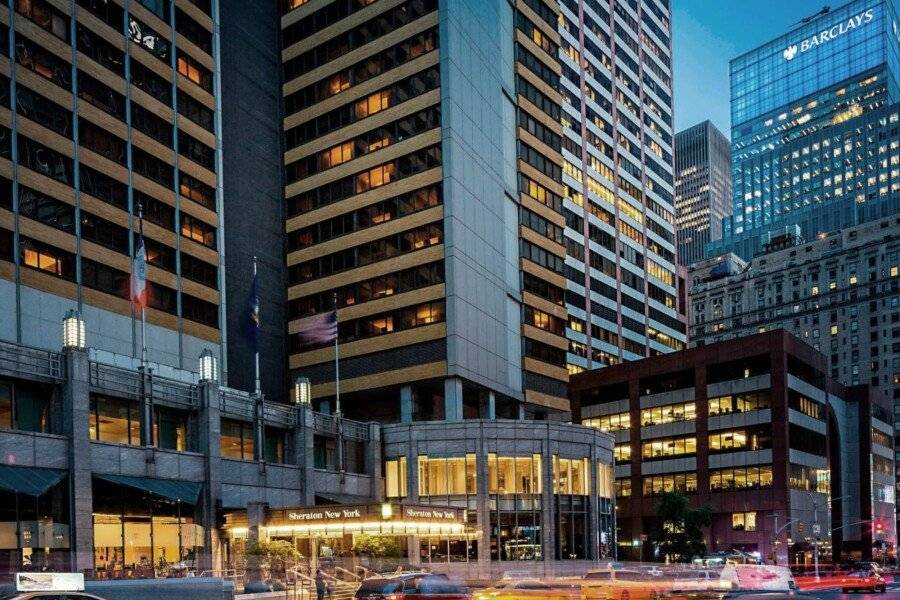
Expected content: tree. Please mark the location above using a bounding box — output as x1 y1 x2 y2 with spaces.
244 539 302 583
651 491 712 562
352 534 403 558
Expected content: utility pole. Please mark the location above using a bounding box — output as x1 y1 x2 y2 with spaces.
813 500 820 582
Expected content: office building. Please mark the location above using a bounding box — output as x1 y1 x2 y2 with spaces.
557 0 687 377
570 331 897 563
674 120 732 266
0 0 224 373
281 0 685 421
0 333 614 576
689 214 900 525
708 0 900 260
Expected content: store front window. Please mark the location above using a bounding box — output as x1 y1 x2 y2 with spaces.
92 479 204 578
385 457 407 498
419 535 477 563
554 456 590 560
0 467 69 574
0 377 52 433
417 455 476 496
553 457 590 495
487 454 543 561
220 418 254 460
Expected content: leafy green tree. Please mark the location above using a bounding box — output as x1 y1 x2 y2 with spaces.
352 535 403 558
650 492 712 562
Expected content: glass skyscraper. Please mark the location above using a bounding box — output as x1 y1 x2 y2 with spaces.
707 0 900 260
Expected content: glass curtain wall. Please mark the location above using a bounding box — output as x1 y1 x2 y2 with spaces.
487 453 543 561
0 478 69 574
553 456 591 560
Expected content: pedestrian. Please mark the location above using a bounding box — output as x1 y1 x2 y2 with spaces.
315 569 326 600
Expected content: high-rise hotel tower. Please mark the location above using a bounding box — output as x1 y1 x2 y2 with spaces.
0 0 223 371
282 0 685 421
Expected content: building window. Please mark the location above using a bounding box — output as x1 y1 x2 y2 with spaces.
788 464 830 493
642 473 697 496
153 406 187 451
732 512 757 531
597 462 613 499
583 411 630 432
709 428 771 453
417 455 476 496
641 436 697 460
264 427 286 464
90 395 140 446
488 454 542 495
220 419 254 460
614 478 631 497
0 378 51 433
385 457 408 498
552 456 590 495
640 401 695 426
708 391 771 415
788 390 824 420
180 214 216 248
613 444 631 463
709 465 773 491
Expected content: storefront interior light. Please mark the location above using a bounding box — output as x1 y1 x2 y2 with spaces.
381 503 393 519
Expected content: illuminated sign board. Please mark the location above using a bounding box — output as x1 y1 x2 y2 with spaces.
783 8 875 60
275 504 463 526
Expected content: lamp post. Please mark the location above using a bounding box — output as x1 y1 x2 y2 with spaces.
62 309 86 350
293 375 311 405
198 349 218 383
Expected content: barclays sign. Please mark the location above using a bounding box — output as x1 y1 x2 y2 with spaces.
783 8 875 60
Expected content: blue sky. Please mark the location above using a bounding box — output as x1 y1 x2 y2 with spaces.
672 0 843 137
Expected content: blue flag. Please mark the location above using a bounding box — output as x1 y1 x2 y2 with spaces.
243 272 260 351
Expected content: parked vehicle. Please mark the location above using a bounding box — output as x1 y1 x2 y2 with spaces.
582 568 660 600
354 573 469 599
472 579 581 600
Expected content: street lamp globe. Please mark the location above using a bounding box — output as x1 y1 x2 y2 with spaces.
293 375 311 405
198 349 218 383
62 309 86 349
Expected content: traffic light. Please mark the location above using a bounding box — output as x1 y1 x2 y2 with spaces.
875 520 884 538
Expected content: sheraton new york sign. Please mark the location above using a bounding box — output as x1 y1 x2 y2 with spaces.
783 8 875 61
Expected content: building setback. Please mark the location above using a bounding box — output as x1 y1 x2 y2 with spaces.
570 330 897 563
674 120 732 266
0 0 224 373
281 0 685 421
708 0 900 260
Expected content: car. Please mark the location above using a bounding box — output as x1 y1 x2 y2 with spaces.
0 594 108 600
354 573 469 599
666 569 734 593
472 579 581 600
582 568 660 600
840 570 887 594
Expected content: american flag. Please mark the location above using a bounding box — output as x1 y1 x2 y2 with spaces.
296 310 338 347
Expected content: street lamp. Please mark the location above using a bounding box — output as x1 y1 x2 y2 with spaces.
62 309 86 349
293 375 311 405
198 349 218 383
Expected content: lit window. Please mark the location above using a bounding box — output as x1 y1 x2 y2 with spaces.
830 325 838 336
355 90 391 119
488 453 542 494
321 142 353 169
732 512 757 531
417 455 475 496
385 457 408 498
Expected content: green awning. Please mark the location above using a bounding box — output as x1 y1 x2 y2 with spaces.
0 464 66 496
95 474 201 504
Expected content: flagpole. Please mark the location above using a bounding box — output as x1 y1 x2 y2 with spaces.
333 292 340 415
253 256 261 396
138 203 147 367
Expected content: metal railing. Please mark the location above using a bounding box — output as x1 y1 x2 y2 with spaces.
152 375 199 409
312 411 370 440
89 362 142 398
0 339 64 381
219 388 255 420
264 401 297 427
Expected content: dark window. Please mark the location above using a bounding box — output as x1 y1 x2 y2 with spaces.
77 0 124 30
178 130 214 170
135 190 174 230
175 7 211 53
130 59 172 104
18 135 73 184
78 70 126 120
15 34 71 89
82 257 129 299
128 16 169 61
18 187 75 233
77 24 125 76
133 147 174 186
131 101 172 146
16 85 72 138
80 119 127 165
143 236 176 271
177 93 214 132
181 252 217 289
81 165 127 210
81 211 129 254
182 293 217 327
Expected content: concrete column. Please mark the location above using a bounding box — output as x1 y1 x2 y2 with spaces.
443 377 463 422
400 385 414 423
295 405 316 505
198 380 222 572
541 440 555 573
247 501 267 545
62 348 93 574
475 426 492 577
367 423 382 500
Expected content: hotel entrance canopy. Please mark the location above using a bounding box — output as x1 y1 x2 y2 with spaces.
225 503 469 538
